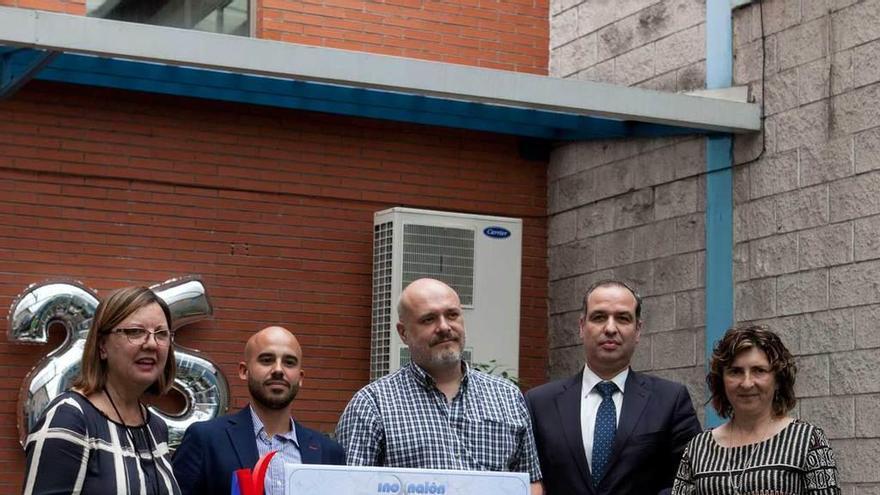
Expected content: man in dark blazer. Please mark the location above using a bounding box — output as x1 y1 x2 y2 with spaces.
526 280 701 495
173 326 344 495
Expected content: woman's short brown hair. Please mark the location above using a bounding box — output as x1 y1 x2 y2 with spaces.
707 324 797 418
73 286 176 396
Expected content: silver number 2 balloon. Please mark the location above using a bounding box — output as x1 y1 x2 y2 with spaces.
7 276 230 448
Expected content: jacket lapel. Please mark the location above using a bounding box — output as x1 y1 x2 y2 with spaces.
295 421 322 464
604 370 650 476
555 371 594 492
227 406 260 469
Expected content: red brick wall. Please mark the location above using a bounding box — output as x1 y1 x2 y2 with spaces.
0 81 548 489
258 0 549 74
2 0 548 75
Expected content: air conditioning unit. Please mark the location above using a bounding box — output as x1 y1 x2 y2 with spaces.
371 207 522 381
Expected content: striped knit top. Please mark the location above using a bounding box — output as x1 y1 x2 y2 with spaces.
672 419 840 495
23 391 181 495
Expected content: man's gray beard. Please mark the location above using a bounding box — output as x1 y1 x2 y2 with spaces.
429 348 462 366
424 336 465 367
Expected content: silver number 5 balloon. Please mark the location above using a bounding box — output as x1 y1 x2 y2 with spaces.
7 276 230 448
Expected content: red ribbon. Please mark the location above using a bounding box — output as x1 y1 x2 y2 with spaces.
232 451 278 495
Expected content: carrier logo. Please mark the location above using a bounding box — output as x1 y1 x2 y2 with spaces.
377 480 446 494
483 226 511 239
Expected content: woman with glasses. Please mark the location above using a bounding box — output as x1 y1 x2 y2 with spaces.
23 286 181 494
672 325 840 495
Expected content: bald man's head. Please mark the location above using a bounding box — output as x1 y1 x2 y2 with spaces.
239 326 304 410
397 278 459 321
244 326 301 361
396 278 466 372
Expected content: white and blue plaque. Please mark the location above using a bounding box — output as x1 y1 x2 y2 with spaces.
283 464 529 495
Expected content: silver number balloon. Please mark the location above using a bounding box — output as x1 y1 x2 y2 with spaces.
8 280 97 446
149 277 230 447
7 276 230 447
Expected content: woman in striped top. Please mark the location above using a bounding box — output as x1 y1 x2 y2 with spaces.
672 325 839 495
22 287 181 495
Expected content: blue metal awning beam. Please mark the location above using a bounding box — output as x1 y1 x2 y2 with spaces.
0 47 58 99
0 6 760 140
3 51 629 140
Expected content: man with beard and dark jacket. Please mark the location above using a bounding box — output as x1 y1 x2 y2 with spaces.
172 326 344 495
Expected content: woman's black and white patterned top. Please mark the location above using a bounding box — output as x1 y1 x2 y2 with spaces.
672 419 840 495
23 391 181 495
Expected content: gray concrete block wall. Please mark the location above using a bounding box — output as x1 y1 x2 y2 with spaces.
731 0 880 490
550 0 707 89
548 0 880 489
547 135 709 429
546 0 713 426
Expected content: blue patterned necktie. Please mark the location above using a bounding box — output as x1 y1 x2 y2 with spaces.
591 381 618 488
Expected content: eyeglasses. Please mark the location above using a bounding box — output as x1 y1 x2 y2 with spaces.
109 327 174 346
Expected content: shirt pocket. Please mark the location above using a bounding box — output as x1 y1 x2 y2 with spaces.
464 410 523 471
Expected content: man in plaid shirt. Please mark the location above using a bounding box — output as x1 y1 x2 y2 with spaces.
336 278 544 495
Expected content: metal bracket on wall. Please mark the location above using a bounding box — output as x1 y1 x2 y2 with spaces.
731 0 756 9
685 85 751 103
0 48 59 100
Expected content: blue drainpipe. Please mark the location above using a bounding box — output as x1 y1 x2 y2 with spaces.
704 0 735 427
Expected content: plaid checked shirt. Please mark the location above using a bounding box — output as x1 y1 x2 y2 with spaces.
335 362 542 482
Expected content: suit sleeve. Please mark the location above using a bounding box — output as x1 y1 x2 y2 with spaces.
334 389 385 466
172 423 208 495
661 384 702 493
325 437 347 465
524 390 538 427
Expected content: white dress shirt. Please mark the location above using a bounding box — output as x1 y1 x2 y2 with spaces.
580 366 628 470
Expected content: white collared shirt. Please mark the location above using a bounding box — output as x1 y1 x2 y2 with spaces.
580 366 628 470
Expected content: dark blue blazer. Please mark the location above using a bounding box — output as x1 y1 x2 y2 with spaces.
172 406 345 495
525 369 701 495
